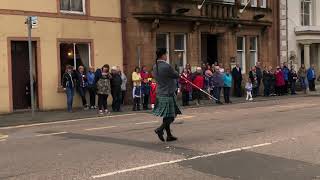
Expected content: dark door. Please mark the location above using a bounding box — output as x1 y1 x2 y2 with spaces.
207 35 218 65
201 34 218 65
11 41 37 110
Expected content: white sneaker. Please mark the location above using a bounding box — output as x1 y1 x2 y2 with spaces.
98 110 103 115
249 98 253 101
104 109 110 114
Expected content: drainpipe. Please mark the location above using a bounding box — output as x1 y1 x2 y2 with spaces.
120 0 128 75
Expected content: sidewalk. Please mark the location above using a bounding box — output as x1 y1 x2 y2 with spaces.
0 92 319 128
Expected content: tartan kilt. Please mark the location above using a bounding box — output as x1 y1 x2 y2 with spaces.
152 95 182 118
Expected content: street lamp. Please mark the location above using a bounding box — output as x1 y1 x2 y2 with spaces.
197 0 206 10
239 0 252 14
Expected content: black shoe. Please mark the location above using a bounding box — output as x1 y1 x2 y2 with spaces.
155 129 165 142
166 136 178 142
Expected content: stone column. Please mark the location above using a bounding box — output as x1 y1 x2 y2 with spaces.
304 44 311 68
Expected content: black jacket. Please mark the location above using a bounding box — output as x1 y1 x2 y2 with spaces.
232 67 243 82
62 72 75 88
110 73 122 91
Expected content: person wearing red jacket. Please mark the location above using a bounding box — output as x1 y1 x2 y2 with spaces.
192 67 205 105
179 68 192 106
275 66 285 96
150 79 157 109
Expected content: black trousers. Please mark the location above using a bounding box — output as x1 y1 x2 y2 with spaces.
284 80 289 94
143 95 149 109
290 81 296 94
112 90 122 112
233 81 242 97
88 86 96 107
133 97 141 111
193 89 201 103
309 79 316 91
223 87 231 103
157 117 175 137
98 94 108 111
182 91 189 106
263 82 271 96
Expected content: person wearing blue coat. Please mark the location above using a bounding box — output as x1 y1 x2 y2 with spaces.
307 64 317 91
223 68 232 104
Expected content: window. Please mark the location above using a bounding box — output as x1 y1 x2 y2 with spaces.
156 33 170 62
60 0 85 14
249 37 258 69
259 0 267 8
251 0 257 7
60 42 91 81
301 0 312 26
173 34 187 73
237 37 246 73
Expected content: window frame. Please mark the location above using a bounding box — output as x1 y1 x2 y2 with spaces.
251 0 257 7
57 39 94 91
59 0 87 15
237 36 246 74
301 0 312 26
260 0 267 8
156 33 170 63
249 37 258 69
173 33 187 73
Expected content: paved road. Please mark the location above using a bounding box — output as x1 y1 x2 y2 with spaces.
1 96 320 180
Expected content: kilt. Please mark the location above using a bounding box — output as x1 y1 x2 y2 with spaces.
152 95 182 118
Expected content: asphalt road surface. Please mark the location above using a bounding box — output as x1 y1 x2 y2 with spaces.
1 96 320 180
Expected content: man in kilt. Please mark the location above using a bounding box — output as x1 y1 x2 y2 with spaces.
153 48 182 142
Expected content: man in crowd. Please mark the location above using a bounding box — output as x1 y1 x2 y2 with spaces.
232 63 243 97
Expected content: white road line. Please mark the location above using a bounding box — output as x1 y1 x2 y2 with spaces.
85 126 117 131
0 113 138 130
135 121 158 125
91 142 275 179
0 134 8 140
176 115 194 120
0 139 7 142
36 132 68 137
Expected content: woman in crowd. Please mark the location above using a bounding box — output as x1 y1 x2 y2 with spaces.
179 68 192 106
62 65 75 112
249 66 258 97
289 65 298 95
211 66 224 104
275 66 285 96
223 67 232 104
118 66 127 105
192 67 204 106
76 66 89 110
96 65 112 115
87 67 96 109
263 66 273 97
110 66 122 112
153 48 181 142
298 64 307 94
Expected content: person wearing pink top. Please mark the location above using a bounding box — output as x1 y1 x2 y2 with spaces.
275 66 285 96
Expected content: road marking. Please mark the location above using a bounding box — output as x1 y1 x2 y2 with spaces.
85 126 117 131
36 132 68 137
0 134 8 140
0 113 138 130
91 142 275 179
0 139 6 142
176 115 194 120
135 121 158 125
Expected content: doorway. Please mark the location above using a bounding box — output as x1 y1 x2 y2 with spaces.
11 41 38 110
201 34 218 65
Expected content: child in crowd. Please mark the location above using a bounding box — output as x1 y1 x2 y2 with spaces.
150 78 157 109
141 78 151 110
245 78 253 101
132 85 141 111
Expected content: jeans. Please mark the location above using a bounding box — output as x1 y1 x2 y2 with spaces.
66 87 74 112
223 87 231 103
98 94 108 111
112 90 122 112
291 81 296 94
263 82 271 96
213 87 221 103
133 97 141 111
78 87 87 106
299 77 306 90
88 86 96 107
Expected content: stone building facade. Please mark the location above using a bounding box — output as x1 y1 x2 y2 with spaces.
280 0 320 70
122 0 280 76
